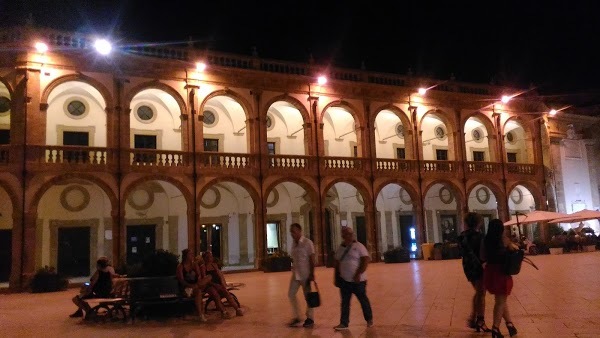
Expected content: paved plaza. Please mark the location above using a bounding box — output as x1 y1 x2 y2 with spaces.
1 252 600 337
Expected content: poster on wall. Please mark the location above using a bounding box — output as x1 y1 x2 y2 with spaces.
440 215 457 242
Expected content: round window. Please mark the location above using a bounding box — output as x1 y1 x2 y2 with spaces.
137 105 154 121
266 115 273 129
434 125 447 140
395 124 405 138
203 110 216 126
506 131 515 144
67 100 86 116
472 128 483 142
0 96 10 113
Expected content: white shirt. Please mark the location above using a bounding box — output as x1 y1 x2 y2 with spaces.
291 236 315 281
335 241 369 282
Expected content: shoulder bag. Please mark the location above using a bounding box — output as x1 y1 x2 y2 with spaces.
334 243 353 288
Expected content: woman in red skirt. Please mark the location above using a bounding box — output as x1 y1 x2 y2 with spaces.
483 219 519 338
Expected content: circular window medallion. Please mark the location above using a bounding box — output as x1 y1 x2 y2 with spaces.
266 188 279 207
439 186 454 204
399 188 412 205
506 131 516 144
128 188 155 210
137 105 154 121
510 188 523 204
356 193 364 205
266 114 275 131
472 127 484 143
60 185 90 212
67 100 86 117
203 110 216 126
200 187 221 209
395 123 405 139
475 187 491 204
0 96 10 114
434 125 447 140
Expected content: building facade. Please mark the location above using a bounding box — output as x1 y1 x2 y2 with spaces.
1 27 597 290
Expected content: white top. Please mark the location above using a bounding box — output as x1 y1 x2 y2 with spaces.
291 236 315 281
335 241 369 282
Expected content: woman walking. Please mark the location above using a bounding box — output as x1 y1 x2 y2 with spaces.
483 219 519 337
457 212 489 332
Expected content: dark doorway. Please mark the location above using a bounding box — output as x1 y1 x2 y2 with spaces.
324 209 333 254
355 216 367 246
57 227 90 277
127 225 156 265
63 131 89 163
0 129 10 144
398 215 413 249
308 210 314 242
133 134 157 164
200 223 222 259
0 230 11 282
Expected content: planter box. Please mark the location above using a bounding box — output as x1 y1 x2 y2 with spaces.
549 247 564 255
262 256 292 272
583 245 596 252
383 251 410 263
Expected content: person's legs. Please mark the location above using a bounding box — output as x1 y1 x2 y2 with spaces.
206 286 227 312
299 280 314 320
493 294 507 329
502 296 513 323
193 288 207 322
288 277 302 320
69 295 84 317
339 281 352 326
352 281 373 323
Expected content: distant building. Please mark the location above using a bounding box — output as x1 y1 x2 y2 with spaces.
0 27 598 290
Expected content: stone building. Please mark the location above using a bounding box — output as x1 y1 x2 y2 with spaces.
1 26 598 290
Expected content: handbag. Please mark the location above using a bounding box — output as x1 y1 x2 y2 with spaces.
305 280 321 308
334 243 353 288
504 249 525 275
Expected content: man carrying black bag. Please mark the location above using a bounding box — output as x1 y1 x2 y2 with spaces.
333 226 373 330
287 223 316 328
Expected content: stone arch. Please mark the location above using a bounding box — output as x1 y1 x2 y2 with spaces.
200 89 253 120
264 176 318 204
124 80 187 116
29 174 117 213
463 111 498 162
321 178 372 207
502 116 533 138
462 111 496 134
422 179 464 205
262 94 310 124
122 175 193 209
506 181 542 209
466 180 505 202
41 74 113 109
0 178 19 217
420 108 455 133
0 76 13 97
319 100 364 127
371 104 412 131
198 176 260 208
373 179 419 205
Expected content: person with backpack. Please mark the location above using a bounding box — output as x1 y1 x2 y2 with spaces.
457 212 489 332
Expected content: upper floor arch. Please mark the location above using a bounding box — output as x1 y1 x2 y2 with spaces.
41 74 113 110
124 81 187 117
419 109 456 161
372 104 414 159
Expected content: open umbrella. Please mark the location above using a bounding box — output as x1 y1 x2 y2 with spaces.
504 210 569 226
548 209 600 224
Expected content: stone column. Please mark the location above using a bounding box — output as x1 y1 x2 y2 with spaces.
21 211 37 288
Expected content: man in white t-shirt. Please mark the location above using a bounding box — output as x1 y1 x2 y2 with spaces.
333 226 373 330
287 223 316 328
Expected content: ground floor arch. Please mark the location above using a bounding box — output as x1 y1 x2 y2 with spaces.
375 183 417 259
0 185 14 283
199 181 256 270
467 183 500 233
423 182 462 244
508 184 538 239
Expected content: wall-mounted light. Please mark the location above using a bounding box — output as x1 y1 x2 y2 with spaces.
196 62 206 72
548 109 557 116
501 95 511 104
317 75 327 85
418 88 427 95
35 41 48 54
94 39 112 55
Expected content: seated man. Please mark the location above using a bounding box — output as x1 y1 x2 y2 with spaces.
70 257 122 318
201 251 243 318
177 248 212 322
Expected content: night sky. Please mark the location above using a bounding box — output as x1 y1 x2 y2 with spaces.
2 0 599 110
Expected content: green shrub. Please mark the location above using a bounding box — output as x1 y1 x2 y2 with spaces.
383 247 410 263
262 250 292 272
30 266 68 293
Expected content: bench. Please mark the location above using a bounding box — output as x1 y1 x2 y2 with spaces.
86 277 242 323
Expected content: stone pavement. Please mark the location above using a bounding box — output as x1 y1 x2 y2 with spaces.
1 252 600 337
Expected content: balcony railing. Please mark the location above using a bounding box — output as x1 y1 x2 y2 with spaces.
466 161 502 174
129 149 190 167
506 163 537 175
375 159 418 173
0 145 8 164
197 152 258 171
268 154 316 174
28 145 114 165
422 160 458 173
321 157 369 175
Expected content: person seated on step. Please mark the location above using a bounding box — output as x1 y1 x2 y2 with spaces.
201 251 244 318
177 248 212 322
69 257 123 318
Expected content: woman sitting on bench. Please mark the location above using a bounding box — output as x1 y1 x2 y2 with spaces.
69 257 122 318
177 249 211 322
201 251 244 318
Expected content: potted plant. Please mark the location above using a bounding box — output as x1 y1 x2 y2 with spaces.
532 240 549 255
582 236 597 252
548 238 564 255
383 247 411 263
30 266 69 293
261 250 292 272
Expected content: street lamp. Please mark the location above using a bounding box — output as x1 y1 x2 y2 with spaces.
418 87 427 95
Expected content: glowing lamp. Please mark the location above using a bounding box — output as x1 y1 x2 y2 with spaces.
549 109 557 116
418 87 427 95
35 42 48 53
501 95 511 104
94 39 112 55
196 62 206 72
317 75 327 85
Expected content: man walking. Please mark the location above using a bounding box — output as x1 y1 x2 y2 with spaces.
287 223 316 328
333 226 373 330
